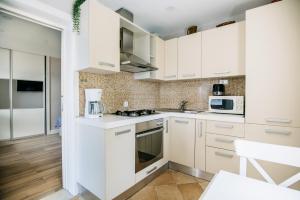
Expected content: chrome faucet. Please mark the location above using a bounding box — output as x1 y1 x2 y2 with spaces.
179 100 188 112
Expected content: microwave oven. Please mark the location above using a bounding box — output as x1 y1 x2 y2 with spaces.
208 96 244 115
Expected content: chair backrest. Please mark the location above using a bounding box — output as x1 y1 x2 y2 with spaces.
234 139 300 188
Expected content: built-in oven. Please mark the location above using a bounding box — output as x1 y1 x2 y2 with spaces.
135 118 164 173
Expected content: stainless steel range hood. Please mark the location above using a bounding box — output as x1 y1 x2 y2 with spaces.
120 27 157 73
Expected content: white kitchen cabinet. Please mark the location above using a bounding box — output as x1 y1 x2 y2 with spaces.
78 124 135 200
195 120 205 171
202 22 245 78
178 32 202 80
106 125 135 199
170 117 195 168
245 0 300 127
164 38 178 80
206 121 245 138
150 35 165 80
206 147 239 174
12 51 45 81
245 123 300 189
77 0 120 73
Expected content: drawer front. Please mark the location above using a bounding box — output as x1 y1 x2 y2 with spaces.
206 147 239 174
206 133 237 151
245 124 300 147
206 121 244 137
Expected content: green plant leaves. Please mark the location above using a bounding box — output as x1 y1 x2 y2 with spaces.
72 0 86 32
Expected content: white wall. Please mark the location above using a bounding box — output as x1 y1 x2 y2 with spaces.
0 12 61 57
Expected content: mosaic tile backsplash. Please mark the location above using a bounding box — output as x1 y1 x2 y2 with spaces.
79 72 245 115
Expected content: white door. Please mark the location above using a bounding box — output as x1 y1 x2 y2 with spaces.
89 0 120 72
245 0 300 127
202 22 245 78
164 38 178 80
106 125 135 198
170 117 195 167
178 32 202 80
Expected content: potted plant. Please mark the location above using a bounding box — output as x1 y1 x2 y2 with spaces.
72 0 86 32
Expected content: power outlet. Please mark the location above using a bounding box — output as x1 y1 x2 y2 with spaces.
219 80 228 85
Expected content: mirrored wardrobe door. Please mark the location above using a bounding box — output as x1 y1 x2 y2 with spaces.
0 48 11 140
12 50 45 139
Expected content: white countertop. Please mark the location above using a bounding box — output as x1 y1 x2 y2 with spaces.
77 112 245 129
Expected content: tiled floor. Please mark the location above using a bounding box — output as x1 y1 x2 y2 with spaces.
44 169 210 200
128 169 209 200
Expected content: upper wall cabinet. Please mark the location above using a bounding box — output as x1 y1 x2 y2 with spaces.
178 32 202 80
202 22 245 78
245 0 300 127
164 38 178 80
76 0 120 73
150 35 165 80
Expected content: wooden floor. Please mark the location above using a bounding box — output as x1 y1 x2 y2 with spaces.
0 134 62 200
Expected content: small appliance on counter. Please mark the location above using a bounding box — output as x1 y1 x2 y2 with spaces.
84 89 105 118
212 84 225 96
208 96 244 115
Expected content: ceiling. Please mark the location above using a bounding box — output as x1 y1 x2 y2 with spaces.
36 0 270 39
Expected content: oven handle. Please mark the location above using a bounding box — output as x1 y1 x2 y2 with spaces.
136 128 164 138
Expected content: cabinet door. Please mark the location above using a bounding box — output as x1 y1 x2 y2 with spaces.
106 125 135 198
170 117 195 167
195 120 205 171
150 36 165 80
164 38 178 80
89 0 120 72
246 1 300 127
178 32 202 80
202 22 245 78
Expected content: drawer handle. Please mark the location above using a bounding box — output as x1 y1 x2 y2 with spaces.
164 75 177 79
265 118 292 124
265 129 291 136
215 124 234 129
182 73 195 78
99 61 115 68
214 71 230 75
198 121 203 137
166 120 169 133
115 129 131 136
146 166 157 174
175 120 189 124
215 138 234 143
215 151 234 158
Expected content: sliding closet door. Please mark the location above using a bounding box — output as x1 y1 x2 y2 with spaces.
12 50 45 138
0 48 11 140
50 57 61 132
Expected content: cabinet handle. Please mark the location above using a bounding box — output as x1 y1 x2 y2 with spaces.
164 75 176 79
98 61 115 68
175 120 189 124
146 166 157 174
215 138 234 143
198 121 202 137
215 151 234 158
166 120 169 133
265 118 292 124
182 73 196 78
115 129 131 136
136 128 163 138
215 124 234 129
265 129 291 136
214 71 230 75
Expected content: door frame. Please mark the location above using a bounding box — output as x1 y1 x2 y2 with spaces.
0 1 79 195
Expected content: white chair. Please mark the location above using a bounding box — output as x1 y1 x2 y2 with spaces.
234 139 300 188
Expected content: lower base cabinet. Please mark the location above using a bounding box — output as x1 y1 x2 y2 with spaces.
170 117 196 168
206 147 239 174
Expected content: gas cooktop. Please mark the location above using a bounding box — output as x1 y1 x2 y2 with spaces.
115 109 157 117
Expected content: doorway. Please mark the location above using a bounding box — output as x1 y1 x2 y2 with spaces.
0 11 63 199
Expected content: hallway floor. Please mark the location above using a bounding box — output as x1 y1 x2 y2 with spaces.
0 134 62 200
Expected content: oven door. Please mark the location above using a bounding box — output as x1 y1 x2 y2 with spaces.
135 127 163 173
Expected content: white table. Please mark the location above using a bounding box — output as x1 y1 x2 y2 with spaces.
200 171 300 200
